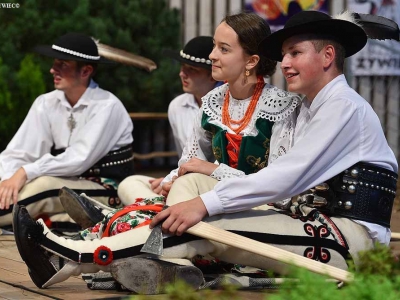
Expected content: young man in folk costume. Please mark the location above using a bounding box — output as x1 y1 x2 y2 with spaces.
13 11 398 294
0 33 134 228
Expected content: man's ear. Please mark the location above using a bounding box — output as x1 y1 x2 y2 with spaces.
81 65 94 78
246 54 260 71
323 45 335 68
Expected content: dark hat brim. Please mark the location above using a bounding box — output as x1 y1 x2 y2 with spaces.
259 19 367 62
164 49 212 70
33 45 113 64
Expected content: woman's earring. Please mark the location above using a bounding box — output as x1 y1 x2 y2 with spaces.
243 69 250 84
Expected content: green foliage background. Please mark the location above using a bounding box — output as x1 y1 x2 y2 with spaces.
0 0 182 151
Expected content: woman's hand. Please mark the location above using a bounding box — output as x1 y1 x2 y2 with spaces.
160 176 177 197
149 177 164 195
150 196 208 236
178 157 218 177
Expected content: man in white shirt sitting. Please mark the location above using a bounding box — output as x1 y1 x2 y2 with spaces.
0 33 134 228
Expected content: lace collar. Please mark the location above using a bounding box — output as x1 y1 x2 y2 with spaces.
202 83 301 123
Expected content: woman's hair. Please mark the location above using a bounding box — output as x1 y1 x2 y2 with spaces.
222 12 277 77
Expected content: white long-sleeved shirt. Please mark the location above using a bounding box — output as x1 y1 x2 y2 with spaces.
168 93 201 157
0 80 133 181
200 75 398 244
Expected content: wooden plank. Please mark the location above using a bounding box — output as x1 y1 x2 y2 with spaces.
199 0 213 36
133 151 178 160
129 112 168 120
229 0 242 14
372 77 386 129
0 281 52 300
358 76 372 104
183 0 197 42
387 76 400 159
214 0 227 27
0 256 131 299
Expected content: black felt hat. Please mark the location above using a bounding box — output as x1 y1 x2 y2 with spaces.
259 10 368 61
164 36 213 70
33 33 111 63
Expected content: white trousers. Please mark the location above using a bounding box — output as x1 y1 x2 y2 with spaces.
0 176 109 227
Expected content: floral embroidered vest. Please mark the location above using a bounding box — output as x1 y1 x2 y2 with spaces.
201 114 273 175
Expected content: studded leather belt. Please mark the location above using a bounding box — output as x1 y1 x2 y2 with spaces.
314 162 398 228
81 145 135 181
52 145 135 181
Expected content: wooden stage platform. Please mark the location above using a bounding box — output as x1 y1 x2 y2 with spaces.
0 234 270 299
0 234 132 299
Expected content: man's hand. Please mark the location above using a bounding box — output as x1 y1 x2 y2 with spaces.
0 168 27 210
149 177 164 195
150 196 208 236
178 158 218 177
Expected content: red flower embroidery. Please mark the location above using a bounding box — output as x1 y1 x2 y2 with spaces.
117 222 131 233
93 246 113 265
135 198 144 203
91 224 101 233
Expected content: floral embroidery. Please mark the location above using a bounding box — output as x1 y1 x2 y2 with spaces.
80 196 166 239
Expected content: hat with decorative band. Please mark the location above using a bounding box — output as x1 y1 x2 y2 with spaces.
259 10 367 62
33 32 111 63
164 36 213 70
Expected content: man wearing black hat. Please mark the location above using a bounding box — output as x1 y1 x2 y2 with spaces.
0 33 134 228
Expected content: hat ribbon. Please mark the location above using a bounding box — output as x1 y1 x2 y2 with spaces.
52 44 101 60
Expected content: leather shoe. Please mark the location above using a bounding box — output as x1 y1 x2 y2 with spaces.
59 186 104 228
110 257 204 294
12 204 57 288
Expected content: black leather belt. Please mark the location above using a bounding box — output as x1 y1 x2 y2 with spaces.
315 162 397 228
52 145 135 181
81 145 135 181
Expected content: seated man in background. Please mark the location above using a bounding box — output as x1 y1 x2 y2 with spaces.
0 33 134 229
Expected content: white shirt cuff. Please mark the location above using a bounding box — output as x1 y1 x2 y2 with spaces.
200 189 224 216
22 163 41 181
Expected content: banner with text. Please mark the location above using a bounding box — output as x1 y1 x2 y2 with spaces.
349 0 400 76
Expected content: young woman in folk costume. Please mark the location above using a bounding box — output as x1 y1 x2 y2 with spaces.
13 12 301 294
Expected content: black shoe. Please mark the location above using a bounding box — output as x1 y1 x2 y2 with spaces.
59 187 105 228
12 204 57 288
110 257 204 294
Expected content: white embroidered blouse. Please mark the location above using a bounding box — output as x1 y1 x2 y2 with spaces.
162 82 301 184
